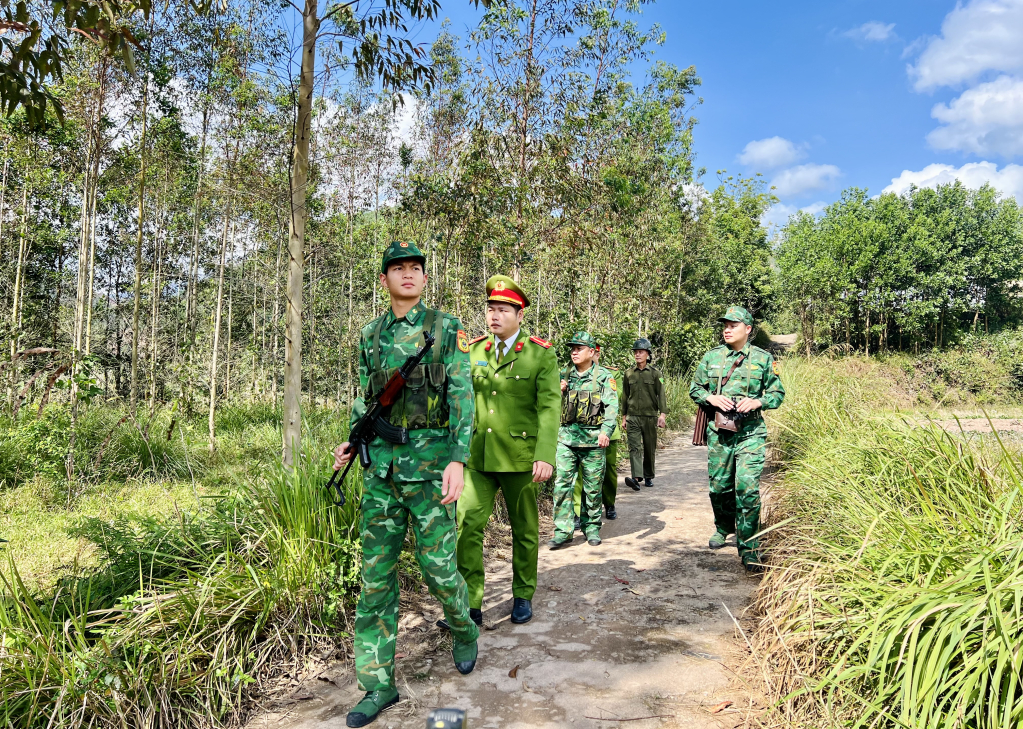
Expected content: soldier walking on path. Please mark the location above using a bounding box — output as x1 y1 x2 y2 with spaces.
550 332 619 549
333 242 479 727
574 344 622 526
688 306 785 574
622 338 668 490
450 275 560 628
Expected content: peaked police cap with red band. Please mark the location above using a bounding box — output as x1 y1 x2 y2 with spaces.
380 240 426 274
485 275 530 308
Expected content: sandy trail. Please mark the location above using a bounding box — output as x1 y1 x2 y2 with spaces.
250 438 758 729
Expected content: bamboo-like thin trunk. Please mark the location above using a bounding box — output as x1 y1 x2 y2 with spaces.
208 201 233 453
130 69 151 413
10 186 29 363
282 0 318 467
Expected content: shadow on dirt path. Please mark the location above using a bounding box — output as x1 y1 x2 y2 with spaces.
249 437 759 729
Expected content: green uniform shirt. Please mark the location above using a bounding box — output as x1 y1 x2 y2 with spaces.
688 343 785 429
559 364 619 447
351 301 474 481
467 330 561 471
622 364 668 417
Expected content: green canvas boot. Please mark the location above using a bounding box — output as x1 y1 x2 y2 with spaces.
346 688 399 727
708 529 729 550
453 638 478 675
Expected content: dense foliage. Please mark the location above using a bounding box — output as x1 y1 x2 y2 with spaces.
775 185 1023 356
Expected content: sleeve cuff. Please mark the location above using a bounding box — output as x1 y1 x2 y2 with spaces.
449 446 470 464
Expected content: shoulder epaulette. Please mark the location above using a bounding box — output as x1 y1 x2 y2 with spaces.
469 335 488 345
529 335 552 349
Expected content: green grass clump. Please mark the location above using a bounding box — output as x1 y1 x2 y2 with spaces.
752 356 1023 728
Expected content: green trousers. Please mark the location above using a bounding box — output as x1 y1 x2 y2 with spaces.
355 472 479 691
707 424 767 565
626 415 658 479
554 443 605 541
574 438 619 515
456 469 539 609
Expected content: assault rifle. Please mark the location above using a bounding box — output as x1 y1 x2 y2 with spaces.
326 332 436 507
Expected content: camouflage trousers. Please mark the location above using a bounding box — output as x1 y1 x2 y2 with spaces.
553 443 605 541
355 471 479 691
707 424 767 565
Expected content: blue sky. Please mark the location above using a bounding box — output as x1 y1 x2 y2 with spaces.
419 0 1023 229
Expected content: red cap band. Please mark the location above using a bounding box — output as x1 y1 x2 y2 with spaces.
487 289 526 307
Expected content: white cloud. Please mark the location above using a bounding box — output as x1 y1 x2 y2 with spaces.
883 161 1023 200
845 21 896 42
926 75 1023 156
737 136 806 169
770 164 842 197
909 0 1023 91
762 201 828 231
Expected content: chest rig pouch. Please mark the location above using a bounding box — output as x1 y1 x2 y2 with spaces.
561 378 605 428
366 309 449 430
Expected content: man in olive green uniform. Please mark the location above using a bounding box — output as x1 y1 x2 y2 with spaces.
453 275 560 627
574 345 622 522
622 338 668 490
689 306 785 574
333 242 479 727
551 332 619 548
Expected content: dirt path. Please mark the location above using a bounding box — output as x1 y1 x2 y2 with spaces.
251 439 758 729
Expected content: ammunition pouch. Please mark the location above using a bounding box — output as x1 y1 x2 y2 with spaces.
367 362 449 430
713 396 761 433
561 388 604 427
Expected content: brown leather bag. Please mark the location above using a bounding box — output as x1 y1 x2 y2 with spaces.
692 354 745 446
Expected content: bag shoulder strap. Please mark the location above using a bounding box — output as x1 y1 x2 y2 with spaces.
715 354 746 396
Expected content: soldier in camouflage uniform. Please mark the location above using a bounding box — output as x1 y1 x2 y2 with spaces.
333 241 479 727
574 345 622 523
550 331 619 548
689 306 785 574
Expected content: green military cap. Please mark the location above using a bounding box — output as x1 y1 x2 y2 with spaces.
485 275 530 308
380 240 426 273
567 331 597 348
718 305 753 326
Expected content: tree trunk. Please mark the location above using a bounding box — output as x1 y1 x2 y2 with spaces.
282 0 318 467
130 69 151 413
208 198 233 453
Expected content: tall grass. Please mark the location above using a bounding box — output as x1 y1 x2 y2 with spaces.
752 357 1023 728
0 403 363 728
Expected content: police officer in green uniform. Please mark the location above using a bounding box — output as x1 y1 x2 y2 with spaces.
550 332 619 548
451 275 560 627
574 345 622 524
689 306 785 573
333 242 479 727
622 338 668 490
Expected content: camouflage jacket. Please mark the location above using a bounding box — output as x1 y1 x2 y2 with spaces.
688 343 785 432
351 301 474 482
558 363 619 447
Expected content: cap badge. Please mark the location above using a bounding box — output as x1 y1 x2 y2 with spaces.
495 280 506 291
399 242 409 248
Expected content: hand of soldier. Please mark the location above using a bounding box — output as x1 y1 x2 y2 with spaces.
441 461 465 504
622 417 627 430
736 397 762 413
560 379 568 392
532 460 553 483
707 394 734 411
597 432 610 448
333 443 353 470
657 413 667 428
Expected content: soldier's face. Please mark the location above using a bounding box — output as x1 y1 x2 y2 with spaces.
634 350 649 366
722 321 752 348
486 303 523 338
380 261 426 300
570 344 595 367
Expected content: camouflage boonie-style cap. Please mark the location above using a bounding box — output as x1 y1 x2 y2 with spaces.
567 331 597 348
380 240 426 273
718 305 753 326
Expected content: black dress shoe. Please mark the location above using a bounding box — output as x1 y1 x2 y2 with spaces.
644 478 654 487
436 608 483 631
604 506 617 520
510 598 532 624
625 477 641 491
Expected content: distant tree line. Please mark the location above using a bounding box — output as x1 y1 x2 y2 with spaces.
775 184 1023 356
